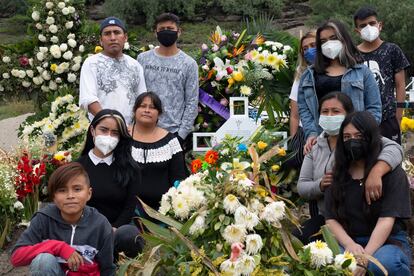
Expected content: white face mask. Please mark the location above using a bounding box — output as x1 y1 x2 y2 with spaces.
321 40 343 60
319 114 345 136
94 135 119 155
360 25 380 42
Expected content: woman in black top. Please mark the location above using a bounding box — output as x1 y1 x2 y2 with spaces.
130 92 187 216
78 109 142 257
325 111 411 276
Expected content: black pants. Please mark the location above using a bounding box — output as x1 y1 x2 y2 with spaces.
380 116 401 145
292 214 325 245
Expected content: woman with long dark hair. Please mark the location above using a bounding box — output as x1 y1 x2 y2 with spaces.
296 92 402 244
325 111 411 276
297 20 381 156
78 109 142 257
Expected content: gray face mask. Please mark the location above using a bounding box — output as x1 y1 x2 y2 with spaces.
319 115 345 136
94 135 119 155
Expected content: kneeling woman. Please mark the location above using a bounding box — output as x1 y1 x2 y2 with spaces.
325 111 411 276
78 109 142 257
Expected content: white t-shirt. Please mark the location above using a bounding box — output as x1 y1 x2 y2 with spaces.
79 53 146 124
289 79 302 127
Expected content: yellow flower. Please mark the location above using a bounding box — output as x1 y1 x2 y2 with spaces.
278 147 286 157
250 50 259 60
227 77 235 88
94 45 103 53
256 186 267 197
257 54 265 64
401 117 409 132
240 85 252 96
54 153 64 161
266 54 277 66
271 164 280 172
257 141 268 150
314 240 328 249
407 118 414 130
232 71 244 82
50 63 57 72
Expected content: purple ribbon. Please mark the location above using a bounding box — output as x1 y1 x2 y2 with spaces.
199 88 230 119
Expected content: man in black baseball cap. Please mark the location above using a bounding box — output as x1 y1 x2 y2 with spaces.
99 16 127 34
99 16 128 58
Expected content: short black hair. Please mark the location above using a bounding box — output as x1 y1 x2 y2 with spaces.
133 91 163 116
153 13 180 30
319 91 355 114
48 162 90 199
354 7 378 27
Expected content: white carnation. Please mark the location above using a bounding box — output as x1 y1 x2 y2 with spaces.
36 52 44 61
73 56 82 64
38 34 47 42
49 24 58 34
304 240 334 269
50 45 61 58
245 234 263 255
65 21 73 29
62 7 69 15
46 16 55 25
36 66 44 73
18 70 26 79
59 43 68 52
55 77 62 83
58 2 65 9
50 36 59 43
222 224 246 244
2 56 11 63
22 81 31 87
67 33 75 39
26 70 34 78
41 85 50 92
71 63 80 71
42 70 51 81
45 1 54 9
42 62 49 68
68 38 77 48
11 69 19 77
32 76 43 85
13 201 24 210
67 73 76 83
60 62 69 70
55 65 64 74
39 47 48 53
32 11 40 21
78 45 85 52
260 201 286 224
2 73 10 79
68 6 75 13
223 194 240 214
0 85 3 92
124 41 130 50
48 11 54 16
63 51 73 60
35 23 42 30
49 81 57 90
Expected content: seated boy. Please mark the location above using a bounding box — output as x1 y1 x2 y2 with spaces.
10 162 116 275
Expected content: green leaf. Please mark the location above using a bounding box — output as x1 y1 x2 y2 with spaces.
321 225 341 256
304 270 313 276
214 221 221 230
116 257 138 276
140 217 175 243
341 258 352 269
179 214 197 236
138 197 183 229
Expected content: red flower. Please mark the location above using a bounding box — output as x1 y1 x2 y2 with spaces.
204 150 219 165
226 67 233 74
191 159 202 173
19 56 29 67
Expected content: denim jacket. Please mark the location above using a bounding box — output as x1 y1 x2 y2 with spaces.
297 64 382 139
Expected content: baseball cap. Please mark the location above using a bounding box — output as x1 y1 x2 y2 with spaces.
100 16 126 34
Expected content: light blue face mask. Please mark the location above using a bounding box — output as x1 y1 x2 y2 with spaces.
319 115 345 136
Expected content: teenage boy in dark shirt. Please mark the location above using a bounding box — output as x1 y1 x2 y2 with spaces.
354 7 410 144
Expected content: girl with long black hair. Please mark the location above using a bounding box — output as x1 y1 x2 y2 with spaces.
325 111 411 276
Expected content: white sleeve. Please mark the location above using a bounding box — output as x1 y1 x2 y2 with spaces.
79 57 99 110
289 79 300 102
136 62 147 94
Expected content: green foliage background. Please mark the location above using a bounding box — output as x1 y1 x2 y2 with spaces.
309 0 414 72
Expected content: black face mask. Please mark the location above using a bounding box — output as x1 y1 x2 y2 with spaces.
156 30 178 47
344 138 369 161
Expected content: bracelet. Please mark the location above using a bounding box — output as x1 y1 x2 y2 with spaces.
396 101 414 108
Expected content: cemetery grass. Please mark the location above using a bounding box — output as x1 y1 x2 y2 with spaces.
0 100 34 121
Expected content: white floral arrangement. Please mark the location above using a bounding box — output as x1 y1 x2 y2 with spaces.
20 94 89 151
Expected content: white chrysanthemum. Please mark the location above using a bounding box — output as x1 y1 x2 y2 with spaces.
50 45 61 58
78 45 85 52
68 38 77 48
71 63 80 72
49 81 57 90
32 11 40 21
26 70 34 78
62 7 70 15
42 70 51 81
245 234 263 255
222 224 246 244
189 211 207 235
172 194 190 219
334 251 357 272
63 51 73 60
124 41 130 50
11 69 19 77
220 259 237 274
49 24 58 33
45 1 54 9
67 73 76 83
42 62 49 69
59 43 68 52
2 73 10 79
57 2 65 9
260 201 286 223
235 254 256 275
50 36 59 43
65 21 73 29
304 240 334 268
239 85 252 96
2 56 11 63
22 81 31 88
158 194 171 215
235 206 259 230
13 201 24 210
68 6 75 13
223 194 241 214
46 16 55 25
248 199 264 215
38 34 47 42
35 23 42 30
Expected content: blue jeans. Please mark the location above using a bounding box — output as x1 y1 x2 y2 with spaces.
354 231 411 276
29 253 65 276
